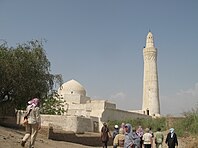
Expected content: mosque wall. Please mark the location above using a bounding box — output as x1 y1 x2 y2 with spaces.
96 108 151 131
67 103 87 110
63 95 90 104
88 100 116 119
101 108 151 122
66 109 88 117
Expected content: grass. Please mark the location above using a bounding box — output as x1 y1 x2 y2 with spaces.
172 107 198 137
108 107 198 138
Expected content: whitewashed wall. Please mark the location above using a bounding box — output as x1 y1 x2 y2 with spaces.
41 115 93 133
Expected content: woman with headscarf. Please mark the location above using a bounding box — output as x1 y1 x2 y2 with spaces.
124 123 134 148
21 98 41 148
165 128 178 148
132 127 141 148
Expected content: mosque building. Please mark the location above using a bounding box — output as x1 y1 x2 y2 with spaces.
41 31 160 133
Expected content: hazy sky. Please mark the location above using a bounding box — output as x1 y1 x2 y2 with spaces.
1 0 198 116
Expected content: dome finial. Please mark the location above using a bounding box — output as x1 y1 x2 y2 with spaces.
146 31 154 48
149 29 151 33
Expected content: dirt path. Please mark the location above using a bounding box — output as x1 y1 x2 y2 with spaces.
0 126 92 148
0 126 192 148
162 131 186 148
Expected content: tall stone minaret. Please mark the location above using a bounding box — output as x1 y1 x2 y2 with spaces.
142 31 160 116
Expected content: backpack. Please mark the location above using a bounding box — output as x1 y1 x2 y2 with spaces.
155 132 163 144
156 137 162 144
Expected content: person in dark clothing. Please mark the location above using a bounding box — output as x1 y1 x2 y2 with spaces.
149 127 154 138
165 128 178 148
101 122 111 148
112 125 119 140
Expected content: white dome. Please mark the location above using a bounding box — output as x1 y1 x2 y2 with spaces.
58 79 86 96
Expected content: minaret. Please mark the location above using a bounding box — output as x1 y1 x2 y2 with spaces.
142 31 160 116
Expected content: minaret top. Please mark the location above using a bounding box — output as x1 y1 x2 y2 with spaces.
146 31 154 48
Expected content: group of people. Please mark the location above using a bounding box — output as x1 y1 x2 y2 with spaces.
101 122 178 148
20 98 179 148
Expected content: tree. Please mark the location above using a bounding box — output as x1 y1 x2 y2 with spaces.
0 40 62 114
41 90 66 115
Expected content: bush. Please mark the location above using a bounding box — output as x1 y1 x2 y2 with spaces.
108 107 198 137
108 117 167 132
173 107 198 137
40 91 66 115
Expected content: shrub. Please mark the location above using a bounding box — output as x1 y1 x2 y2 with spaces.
108 117 167 132
173 107 198 137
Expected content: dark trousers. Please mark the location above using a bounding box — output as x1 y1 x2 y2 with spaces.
102 141 108 148
144 144 151 148
140 137 143 148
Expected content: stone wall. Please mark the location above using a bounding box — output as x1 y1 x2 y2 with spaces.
0 109 22 128
0 115 18 128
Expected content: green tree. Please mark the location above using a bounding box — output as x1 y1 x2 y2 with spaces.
0 40 62 114
41 90 66 115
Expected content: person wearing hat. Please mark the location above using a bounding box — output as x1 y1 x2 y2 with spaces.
142 128 153 148
165 128 178 148
113 125 119 140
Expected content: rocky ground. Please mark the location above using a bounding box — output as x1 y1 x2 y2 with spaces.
0 125 196 148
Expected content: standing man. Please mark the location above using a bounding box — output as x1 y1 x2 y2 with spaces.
21 98 41 148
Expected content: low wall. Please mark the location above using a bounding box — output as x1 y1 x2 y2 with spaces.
0 104 19 128
0 115 19 128
41 115 93 133
16 112 97 133
48 127 113 147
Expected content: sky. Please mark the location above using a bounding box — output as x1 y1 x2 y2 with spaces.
0 0 198 116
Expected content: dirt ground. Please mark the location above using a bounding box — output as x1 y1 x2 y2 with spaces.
0 126 94 148
0 125 196 148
